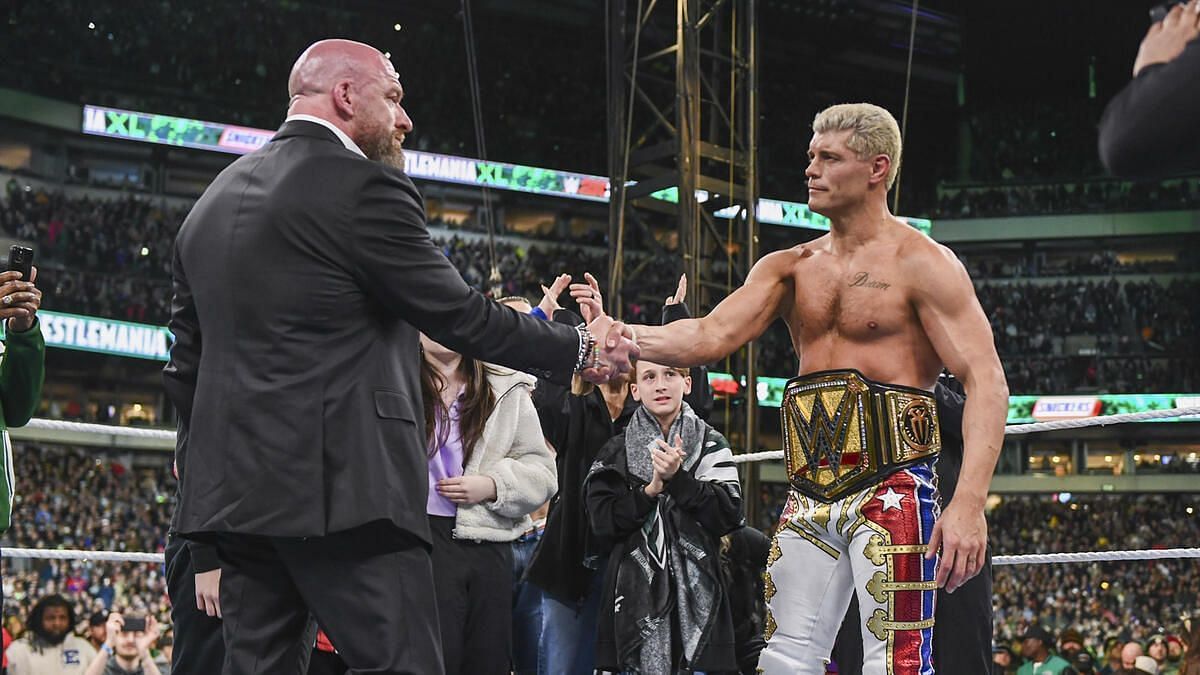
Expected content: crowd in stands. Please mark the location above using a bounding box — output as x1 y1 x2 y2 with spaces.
7 443 1194 673
1 1 606 176
965 250 1200 280
977 278 1199 393
929 101 1200 218
3 181 1198 394
934 177 1200 219
987 494 1199 647
1 444 173 646
752 487 1200 672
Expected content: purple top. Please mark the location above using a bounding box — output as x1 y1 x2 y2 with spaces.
426 389 466 517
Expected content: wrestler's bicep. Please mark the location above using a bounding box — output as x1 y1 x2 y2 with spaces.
703 252 794 347
912 249 999 381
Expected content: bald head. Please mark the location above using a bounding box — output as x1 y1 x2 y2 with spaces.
286 39 412 167
1122 641 1144 668
288 39 384 105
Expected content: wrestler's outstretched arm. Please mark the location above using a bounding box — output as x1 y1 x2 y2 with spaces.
909 242 1008 594
582 250 796 369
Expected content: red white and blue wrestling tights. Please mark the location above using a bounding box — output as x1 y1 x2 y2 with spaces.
758 461 940 675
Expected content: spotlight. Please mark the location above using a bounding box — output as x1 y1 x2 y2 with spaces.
394 23 402 31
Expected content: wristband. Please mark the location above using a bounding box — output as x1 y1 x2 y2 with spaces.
530 306 548 320
101 644 114 656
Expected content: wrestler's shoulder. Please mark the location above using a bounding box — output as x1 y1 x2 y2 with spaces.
894 225 960 273
760 236 830 270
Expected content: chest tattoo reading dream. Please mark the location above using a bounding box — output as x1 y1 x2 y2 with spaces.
849 271 891 290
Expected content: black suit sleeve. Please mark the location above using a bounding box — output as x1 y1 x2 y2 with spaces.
1099 37 1200 177
163 243 200 493
350 168 580 384
163 244 199 428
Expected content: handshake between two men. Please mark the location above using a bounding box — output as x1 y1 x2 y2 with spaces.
531 271 689 386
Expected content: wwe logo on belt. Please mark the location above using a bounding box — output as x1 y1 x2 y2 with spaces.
789 390 855 477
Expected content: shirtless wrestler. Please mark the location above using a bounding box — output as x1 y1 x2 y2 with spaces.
576 103 1007 675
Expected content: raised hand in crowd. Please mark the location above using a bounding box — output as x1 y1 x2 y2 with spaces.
537 273 572 318
664 274 687 306
0 266 41 332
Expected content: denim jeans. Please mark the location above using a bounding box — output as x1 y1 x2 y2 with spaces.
512 535 543 675
538 558 608 675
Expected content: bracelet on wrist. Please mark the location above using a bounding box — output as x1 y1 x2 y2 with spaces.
574 325 597 372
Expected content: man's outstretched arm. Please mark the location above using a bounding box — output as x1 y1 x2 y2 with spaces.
619 250 796 368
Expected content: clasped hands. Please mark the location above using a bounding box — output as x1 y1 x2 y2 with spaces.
643 435 686 498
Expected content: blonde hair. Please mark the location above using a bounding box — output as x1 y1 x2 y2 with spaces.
812 103 902 189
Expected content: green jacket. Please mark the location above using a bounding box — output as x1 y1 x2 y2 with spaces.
0 319 48 533
1018 654 1072 675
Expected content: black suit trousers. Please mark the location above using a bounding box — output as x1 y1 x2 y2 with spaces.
216 525 444 675
166 534 226 675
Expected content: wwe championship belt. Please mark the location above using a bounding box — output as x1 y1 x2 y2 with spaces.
781 369 941 502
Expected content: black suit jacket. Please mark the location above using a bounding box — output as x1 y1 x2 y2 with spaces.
163 120 580 545
1099 37 1200 177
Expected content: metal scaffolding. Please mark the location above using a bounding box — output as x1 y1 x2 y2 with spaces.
606 0 762 513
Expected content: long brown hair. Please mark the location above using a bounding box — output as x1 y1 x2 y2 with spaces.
420 350 497 466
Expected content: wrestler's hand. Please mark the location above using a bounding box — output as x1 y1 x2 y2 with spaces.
576 311 639 384
436 475 497 505
652 436 686 481
195 568 222 618
926 499 988 593
665 274 687 306
538 273 571 318
1134 0 1200 76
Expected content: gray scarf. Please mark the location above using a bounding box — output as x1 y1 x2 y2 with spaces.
605 403 738 674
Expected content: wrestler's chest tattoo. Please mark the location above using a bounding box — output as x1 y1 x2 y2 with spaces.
848 271 892 290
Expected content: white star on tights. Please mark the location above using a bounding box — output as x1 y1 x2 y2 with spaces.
876 487 906 511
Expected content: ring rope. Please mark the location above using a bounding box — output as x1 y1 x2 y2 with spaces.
24 418 176 440
990 548 1200 567
4 546 1197 567
6 408 1197 566
19 405 1200 449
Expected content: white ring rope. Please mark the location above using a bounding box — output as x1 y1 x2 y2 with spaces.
17 405 1200 448
3 548 164 563
1001 405 1200 435
990 548 1200 567
23 418 176 440
4 546 1198 567
4 408 1197 567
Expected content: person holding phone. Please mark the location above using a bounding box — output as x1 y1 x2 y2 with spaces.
1099 0 1200 176
0 244 45 538
83 613 163 675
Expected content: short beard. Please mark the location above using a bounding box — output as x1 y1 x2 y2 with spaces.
357 127 404 170
32 627 68 647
